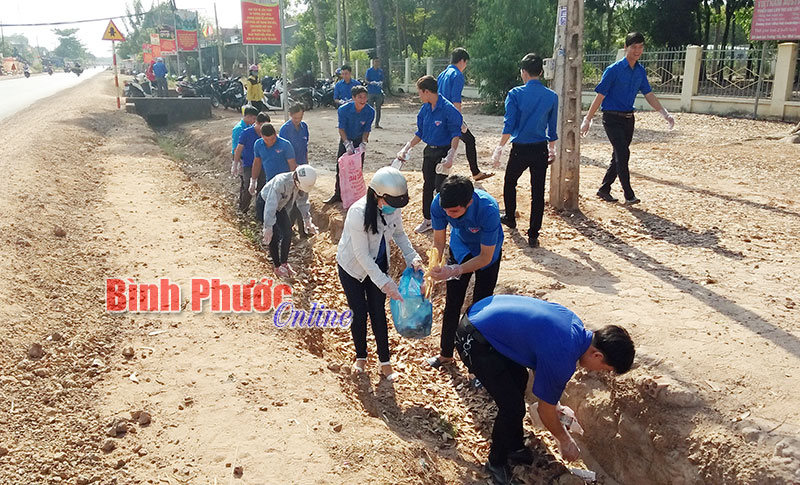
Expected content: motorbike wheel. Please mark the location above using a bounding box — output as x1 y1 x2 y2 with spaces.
211 96 221 109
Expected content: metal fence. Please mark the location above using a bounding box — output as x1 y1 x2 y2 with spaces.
792 51 800 101
639 48 686 95
698 47 776 98
389 59 405 88
582 51 616 91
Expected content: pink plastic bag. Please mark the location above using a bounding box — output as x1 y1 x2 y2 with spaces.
338 148 367 209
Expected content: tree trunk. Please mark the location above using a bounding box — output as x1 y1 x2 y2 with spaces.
368 0 391 92
343 0 351 63
310 0 331 78
605 1 614 52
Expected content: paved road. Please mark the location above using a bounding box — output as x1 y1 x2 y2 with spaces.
0 67 106 122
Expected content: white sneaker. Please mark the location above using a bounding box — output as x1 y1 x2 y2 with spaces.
415 219 432 234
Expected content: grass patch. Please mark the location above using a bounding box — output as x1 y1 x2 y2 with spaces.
156 135 187 161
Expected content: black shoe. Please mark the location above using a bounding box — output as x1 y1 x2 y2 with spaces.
596 190 618 202
500 214 516 229
484 462 517 485
624 197 641 205
324 194 341 204
507 447 534 466
528 236 539 248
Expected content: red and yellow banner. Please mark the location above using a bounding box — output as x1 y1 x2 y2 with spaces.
177 30 198 51
241 0 281 45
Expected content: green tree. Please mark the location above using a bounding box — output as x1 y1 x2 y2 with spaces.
52 29 89 61
468 0 555 112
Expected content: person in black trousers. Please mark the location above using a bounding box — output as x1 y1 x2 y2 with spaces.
491 53 559 248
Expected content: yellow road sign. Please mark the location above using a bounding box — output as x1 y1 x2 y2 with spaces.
102 20 126 41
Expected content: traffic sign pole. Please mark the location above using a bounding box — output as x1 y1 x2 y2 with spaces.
113 40 120 109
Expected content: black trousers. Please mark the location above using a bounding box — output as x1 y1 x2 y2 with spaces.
599 112 636 200
460 128 481 176
332 136 364 198
155 77 168 97
268 208 292 266
368 93 384 126
338 253 390 362
503 142 549 239
240 165 266 214
421 145 449 220
440 249 501 359
456 316 528 466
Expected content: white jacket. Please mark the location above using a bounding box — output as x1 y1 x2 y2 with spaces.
336 196 420 289
259 172 311 228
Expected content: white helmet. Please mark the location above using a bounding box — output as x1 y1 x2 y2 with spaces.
369 167 409 208
294 165 317 192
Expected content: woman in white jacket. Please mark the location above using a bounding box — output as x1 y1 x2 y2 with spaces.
337 167 423 381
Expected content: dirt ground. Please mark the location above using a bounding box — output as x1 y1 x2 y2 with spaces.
1 72 799 484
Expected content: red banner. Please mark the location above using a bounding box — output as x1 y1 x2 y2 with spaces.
160 38 176 55
177 30 198 51
143 52 153 64
241 0 281 45
151 44 161 58
751 0 800 41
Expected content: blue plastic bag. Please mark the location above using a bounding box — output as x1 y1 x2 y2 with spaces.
390 268 433 339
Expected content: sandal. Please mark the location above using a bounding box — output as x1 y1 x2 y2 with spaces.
380 362 400 382
426 355 455 369
473 172 495 181
352 358 367 374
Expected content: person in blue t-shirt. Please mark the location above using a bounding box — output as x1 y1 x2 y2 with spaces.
279 104 318 237
234 111 271 213
248 123 297 222
333 64 361 106
490 53 559 249
437 47 494 182
153 57 168 97
427 175 503 370
231 106 259 170
324 85 375 204
396 75 462 234
365 57 385 129
581 32 675 205
454 295 634 483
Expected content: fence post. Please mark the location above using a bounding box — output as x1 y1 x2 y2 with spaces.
426 57 434 76
404 57 411 91
354 59 360 79
616 48 625 61
681 45 703 112
770 42 798 119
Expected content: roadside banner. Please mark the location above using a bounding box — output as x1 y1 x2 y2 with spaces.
176 9 199 51
241 0 281 45
159 26 176 54
751 0 800 41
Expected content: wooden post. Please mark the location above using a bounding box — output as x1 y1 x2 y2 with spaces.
113 41 121 109
549 0 583 210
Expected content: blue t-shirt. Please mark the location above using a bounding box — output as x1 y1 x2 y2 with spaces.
253 136 296 181
469 295 594 405
337 102 375 141
503 79 559 144
334 79 361 102
365 67 384 95
237 126 260 168
431 189 503 267
415 95 463 147
437 64 465 104
595 57 652 112
279 120 309 165
153 61 167 78
232 119 249 154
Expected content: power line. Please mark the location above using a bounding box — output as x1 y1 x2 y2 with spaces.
0 12 147 28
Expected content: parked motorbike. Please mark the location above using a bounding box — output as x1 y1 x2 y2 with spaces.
313 79 336 108
262 78 296 111
124 73 153 98
176 75 222 108
289 85 314 111
218 75 246 110
23 66 31 78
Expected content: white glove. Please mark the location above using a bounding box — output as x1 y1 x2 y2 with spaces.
303 218 318 235
231 159 242 177
411 258 424 273
431 264 462 281
390 158 404 170
248 178 258 196
557 435 581 462
262 226 273 245
580 116 593 137
444 147 456 165
461 121 468 134
435 162 451 175
397 142 412 161
358 141 367 153
548 146 556 164
381 280 403 301
491 145 504 168
344 140 355 154
660 108 675 130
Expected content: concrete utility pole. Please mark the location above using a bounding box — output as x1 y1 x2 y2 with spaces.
336 0 342 67
214 3 223 75
548 0 584 211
